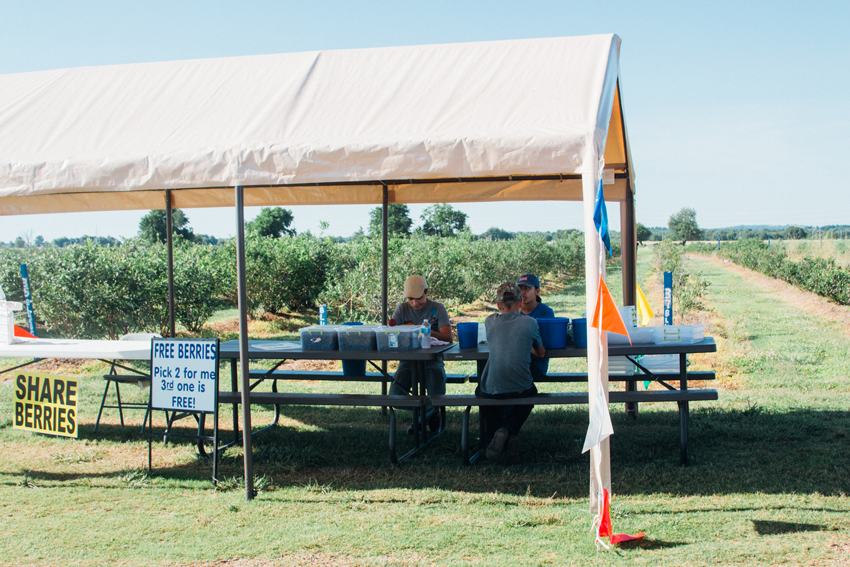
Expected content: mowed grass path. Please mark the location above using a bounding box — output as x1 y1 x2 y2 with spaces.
0 254 848 566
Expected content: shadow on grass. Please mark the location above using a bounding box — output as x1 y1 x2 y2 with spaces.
45 403 850 500
752 520 825 535
614 538 687 550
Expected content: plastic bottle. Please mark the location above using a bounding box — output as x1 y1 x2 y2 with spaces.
420 318 431 348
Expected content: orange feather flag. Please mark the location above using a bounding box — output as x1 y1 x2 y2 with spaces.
14 325 36 338
590 278 631 342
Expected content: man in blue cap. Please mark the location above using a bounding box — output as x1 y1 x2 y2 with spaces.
517 273 554 378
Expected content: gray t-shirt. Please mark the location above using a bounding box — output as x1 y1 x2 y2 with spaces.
391 298 450 330
480 310 542 395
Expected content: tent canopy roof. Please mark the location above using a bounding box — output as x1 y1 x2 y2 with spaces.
0 34 632 215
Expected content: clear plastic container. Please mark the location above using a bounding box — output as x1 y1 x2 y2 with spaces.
609 326 658 345
375 325 421 351
608 356 636 376
337 325 380 350
299 325 342 350
654 325 705 345
635 354 682 374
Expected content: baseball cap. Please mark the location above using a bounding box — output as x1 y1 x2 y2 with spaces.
403 275 428 298
517 273 540 288
494 281 521 303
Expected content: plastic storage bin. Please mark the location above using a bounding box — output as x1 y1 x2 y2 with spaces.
609 326 658 345
337 324 379 351
375 325 421 351
299 325 342 350
537 318 569 349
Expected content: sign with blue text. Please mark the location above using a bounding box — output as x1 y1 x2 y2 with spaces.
663 271 673 326
150 338 219 413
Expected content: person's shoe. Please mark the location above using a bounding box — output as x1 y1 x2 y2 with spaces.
505 435 520 465
485 428 509 461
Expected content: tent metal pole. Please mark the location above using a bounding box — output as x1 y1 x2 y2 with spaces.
620 186 636 308
165 190 176 338
381 184 389 406
235 185 255 501
620 185 638 418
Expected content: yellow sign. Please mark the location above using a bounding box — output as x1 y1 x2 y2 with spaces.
13 372 78 438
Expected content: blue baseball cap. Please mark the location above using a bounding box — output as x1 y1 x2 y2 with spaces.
517 273 540 288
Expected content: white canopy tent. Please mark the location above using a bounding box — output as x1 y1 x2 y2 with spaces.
0 34 635 506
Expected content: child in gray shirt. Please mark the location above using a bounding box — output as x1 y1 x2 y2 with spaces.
477 281 545 464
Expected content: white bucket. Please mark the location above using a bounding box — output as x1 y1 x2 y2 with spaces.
0 301 23 345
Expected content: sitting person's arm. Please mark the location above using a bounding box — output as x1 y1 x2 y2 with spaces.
532 344 545 359
433 324 452 343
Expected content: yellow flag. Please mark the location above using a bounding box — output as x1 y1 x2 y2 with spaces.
636 283 654 326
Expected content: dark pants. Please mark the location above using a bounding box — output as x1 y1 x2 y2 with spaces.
475 384 538 438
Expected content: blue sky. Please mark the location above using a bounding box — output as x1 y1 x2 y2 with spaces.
1 0 847 242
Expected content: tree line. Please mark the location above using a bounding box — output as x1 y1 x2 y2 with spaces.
636 208 849 245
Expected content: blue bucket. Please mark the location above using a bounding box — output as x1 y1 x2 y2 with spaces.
341 322 367 376
457 322 479 348
572 318 587 348
536 317 569 349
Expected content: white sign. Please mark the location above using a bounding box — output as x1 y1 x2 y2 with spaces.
150 338 219 413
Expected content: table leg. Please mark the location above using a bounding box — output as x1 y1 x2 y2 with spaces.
679 352 689 464
231 359 239 444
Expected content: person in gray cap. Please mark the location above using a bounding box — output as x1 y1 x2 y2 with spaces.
517 273 554 378
476 281 545 464
390 275 452 434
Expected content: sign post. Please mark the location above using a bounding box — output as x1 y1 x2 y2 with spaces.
663 271 673 326
149 338 220 481
20 264 37 337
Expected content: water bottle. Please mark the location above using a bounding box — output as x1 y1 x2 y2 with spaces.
420 318 431 348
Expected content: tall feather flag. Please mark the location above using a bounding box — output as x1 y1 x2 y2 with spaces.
635 283 654 326
584 175 644 549
593 180 612 256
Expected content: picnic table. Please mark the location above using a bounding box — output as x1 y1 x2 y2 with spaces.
438 337 718 464
215 339 455 464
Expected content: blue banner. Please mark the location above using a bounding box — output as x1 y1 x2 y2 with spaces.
20 264 37 337
663 271 673 326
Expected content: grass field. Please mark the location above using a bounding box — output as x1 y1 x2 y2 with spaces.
1 249 848 566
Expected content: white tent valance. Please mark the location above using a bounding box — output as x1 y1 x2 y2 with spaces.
0 34 631 214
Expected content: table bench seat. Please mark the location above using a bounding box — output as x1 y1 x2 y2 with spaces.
247 370 471 384
431 389 718 465
217 391 431 465
219 391 427 407
527 370 716 383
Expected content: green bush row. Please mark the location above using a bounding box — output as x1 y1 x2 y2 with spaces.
718 239 850 305
318 232 588 322
1 232 598 338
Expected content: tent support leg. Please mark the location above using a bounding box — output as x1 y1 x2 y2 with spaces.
166 190 175 338
235 186 255 501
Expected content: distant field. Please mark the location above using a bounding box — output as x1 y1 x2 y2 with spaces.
778 239 850 266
